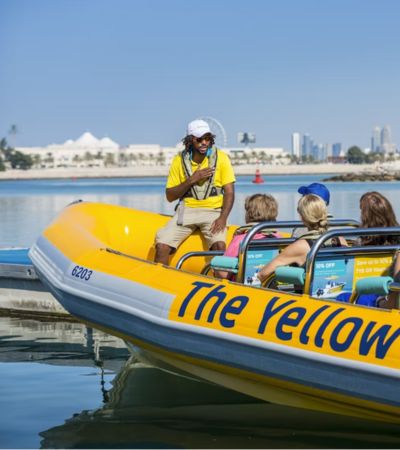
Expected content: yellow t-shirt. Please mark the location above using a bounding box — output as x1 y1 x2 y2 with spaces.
166 149 236 209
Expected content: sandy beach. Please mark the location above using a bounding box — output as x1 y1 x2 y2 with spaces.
0 163 378 180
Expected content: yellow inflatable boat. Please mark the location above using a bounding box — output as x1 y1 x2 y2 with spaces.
29 201 400 423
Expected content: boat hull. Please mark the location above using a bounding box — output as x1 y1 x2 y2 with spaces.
30 202 400 423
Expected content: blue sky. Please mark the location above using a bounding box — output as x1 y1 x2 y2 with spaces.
1 0 399 150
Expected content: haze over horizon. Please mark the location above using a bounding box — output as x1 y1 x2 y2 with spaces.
1 0 399 151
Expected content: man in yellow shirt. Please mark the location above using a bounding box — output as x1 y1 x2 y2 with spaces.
155 119 236 265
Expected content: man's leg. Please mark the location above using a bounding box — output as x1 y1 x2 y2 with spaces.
210 241 229 279
198 209 229 278
210 240 226 252
155 243 174 265
155 212 194 266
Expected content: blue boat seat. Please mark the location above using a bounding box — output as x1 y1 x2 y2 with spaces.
210 256 239 274
336 276 393 307
275 266 305 286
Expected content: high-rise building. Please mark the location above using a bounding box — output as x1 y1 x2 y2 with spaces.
291 132 301 158
381 125 392 154
311 144 320 161
302 134 313 159
332 142 342 158
371 126 381 152
321 143 329 162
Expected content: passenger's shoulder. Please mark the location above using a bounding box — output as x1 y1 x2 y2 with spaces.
288 237 310 253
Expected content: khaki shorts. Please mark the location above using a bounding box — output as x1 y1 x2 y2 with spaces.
155 207 227 250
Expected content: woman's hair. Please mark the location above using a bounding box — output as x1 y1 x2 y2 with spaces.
182 133 215 152
359 191 399 245
245 193 278 223
297 194 328 233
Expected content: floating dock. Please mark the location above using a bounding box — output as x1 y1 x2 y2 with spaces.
0 248 69 316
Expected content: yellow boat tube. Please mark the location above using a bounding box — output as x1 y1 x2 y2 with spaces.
29 201 400 423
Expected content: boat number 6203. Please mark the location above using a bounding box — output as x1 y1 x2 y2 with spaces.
71 265 93 281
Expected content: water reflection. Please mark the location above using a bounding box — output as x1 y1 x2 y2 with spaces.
1 314 400 448
0 314 128 370
40 355 400 449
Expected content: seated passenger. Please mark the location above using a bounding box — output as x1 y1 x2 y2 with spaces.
292 182 332 238
218 193 281 280
381 255 400 309
358 191 399 246
257 194 330 285
337 191 400 307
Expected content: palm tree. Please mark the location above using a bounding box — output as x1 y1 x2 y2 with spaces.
104 153 115 167
84 152 94 164
32 154 42 168
44 152 54 167
0 138 8 151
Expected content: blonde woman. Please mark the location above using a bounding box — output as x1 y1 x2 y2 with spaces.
257 194 328 284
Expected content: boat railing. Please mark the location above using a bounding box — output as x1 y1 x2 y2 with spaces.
304 226 400 296
387 281 400 309
236 219 360 284
175 250 224 271
175 219 359 279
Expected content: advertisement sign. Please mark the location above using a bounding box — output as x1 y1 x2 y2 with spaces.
244 249 278 286
312 254 393 299
312 256 354 299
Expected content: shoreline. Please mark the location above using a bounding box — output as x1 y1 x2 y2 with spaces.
0 163 379 181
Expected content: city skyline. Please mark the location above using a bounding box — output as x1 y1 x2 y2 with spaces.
1 0 399 150
10 121 398 162
290 124 397 162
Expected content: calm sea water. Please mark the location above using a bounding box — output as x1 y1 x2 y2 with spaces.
2 174 400 448
2 173 400 247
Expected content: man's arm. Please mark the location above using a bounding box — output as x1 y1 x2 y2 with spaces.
166 167 215 202
211 182 235 234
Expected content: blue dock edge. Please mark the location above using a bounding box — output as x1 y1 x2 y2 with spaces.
0 248 32 266
0 247 69 316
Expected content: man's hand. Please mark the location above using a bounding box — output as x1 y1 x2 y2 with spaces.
190 167 214 184
211 215 227 234
166 167 214 202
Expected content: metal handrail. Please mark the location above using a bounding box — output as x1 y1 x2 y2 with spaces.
174 219 361 280
236 219 360 283
303 226 400 295
175 250 224 270
389 281 400 293
388 282 400 310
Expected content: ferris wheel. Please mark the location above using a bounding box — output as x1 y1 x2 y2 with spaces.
198 116 228 148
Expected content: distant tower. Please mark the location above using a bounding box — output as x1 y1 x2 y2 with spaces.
291 132 301 158
302 134 313 159
321 143 329 162
332 143 342 158
381 125 392 154
237 131 256 152
311 143 323 161
326 143 333 160
371 126 381 153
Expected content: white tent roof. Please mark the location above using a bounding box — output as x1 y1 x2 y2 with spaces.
75 132 101 147
100 137 119 148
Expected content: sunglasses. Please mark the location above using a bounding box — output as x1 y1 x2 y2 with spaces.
194 134 212 143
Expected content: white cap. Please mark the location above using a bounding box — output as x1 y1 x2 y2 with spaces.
187 119 211 138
